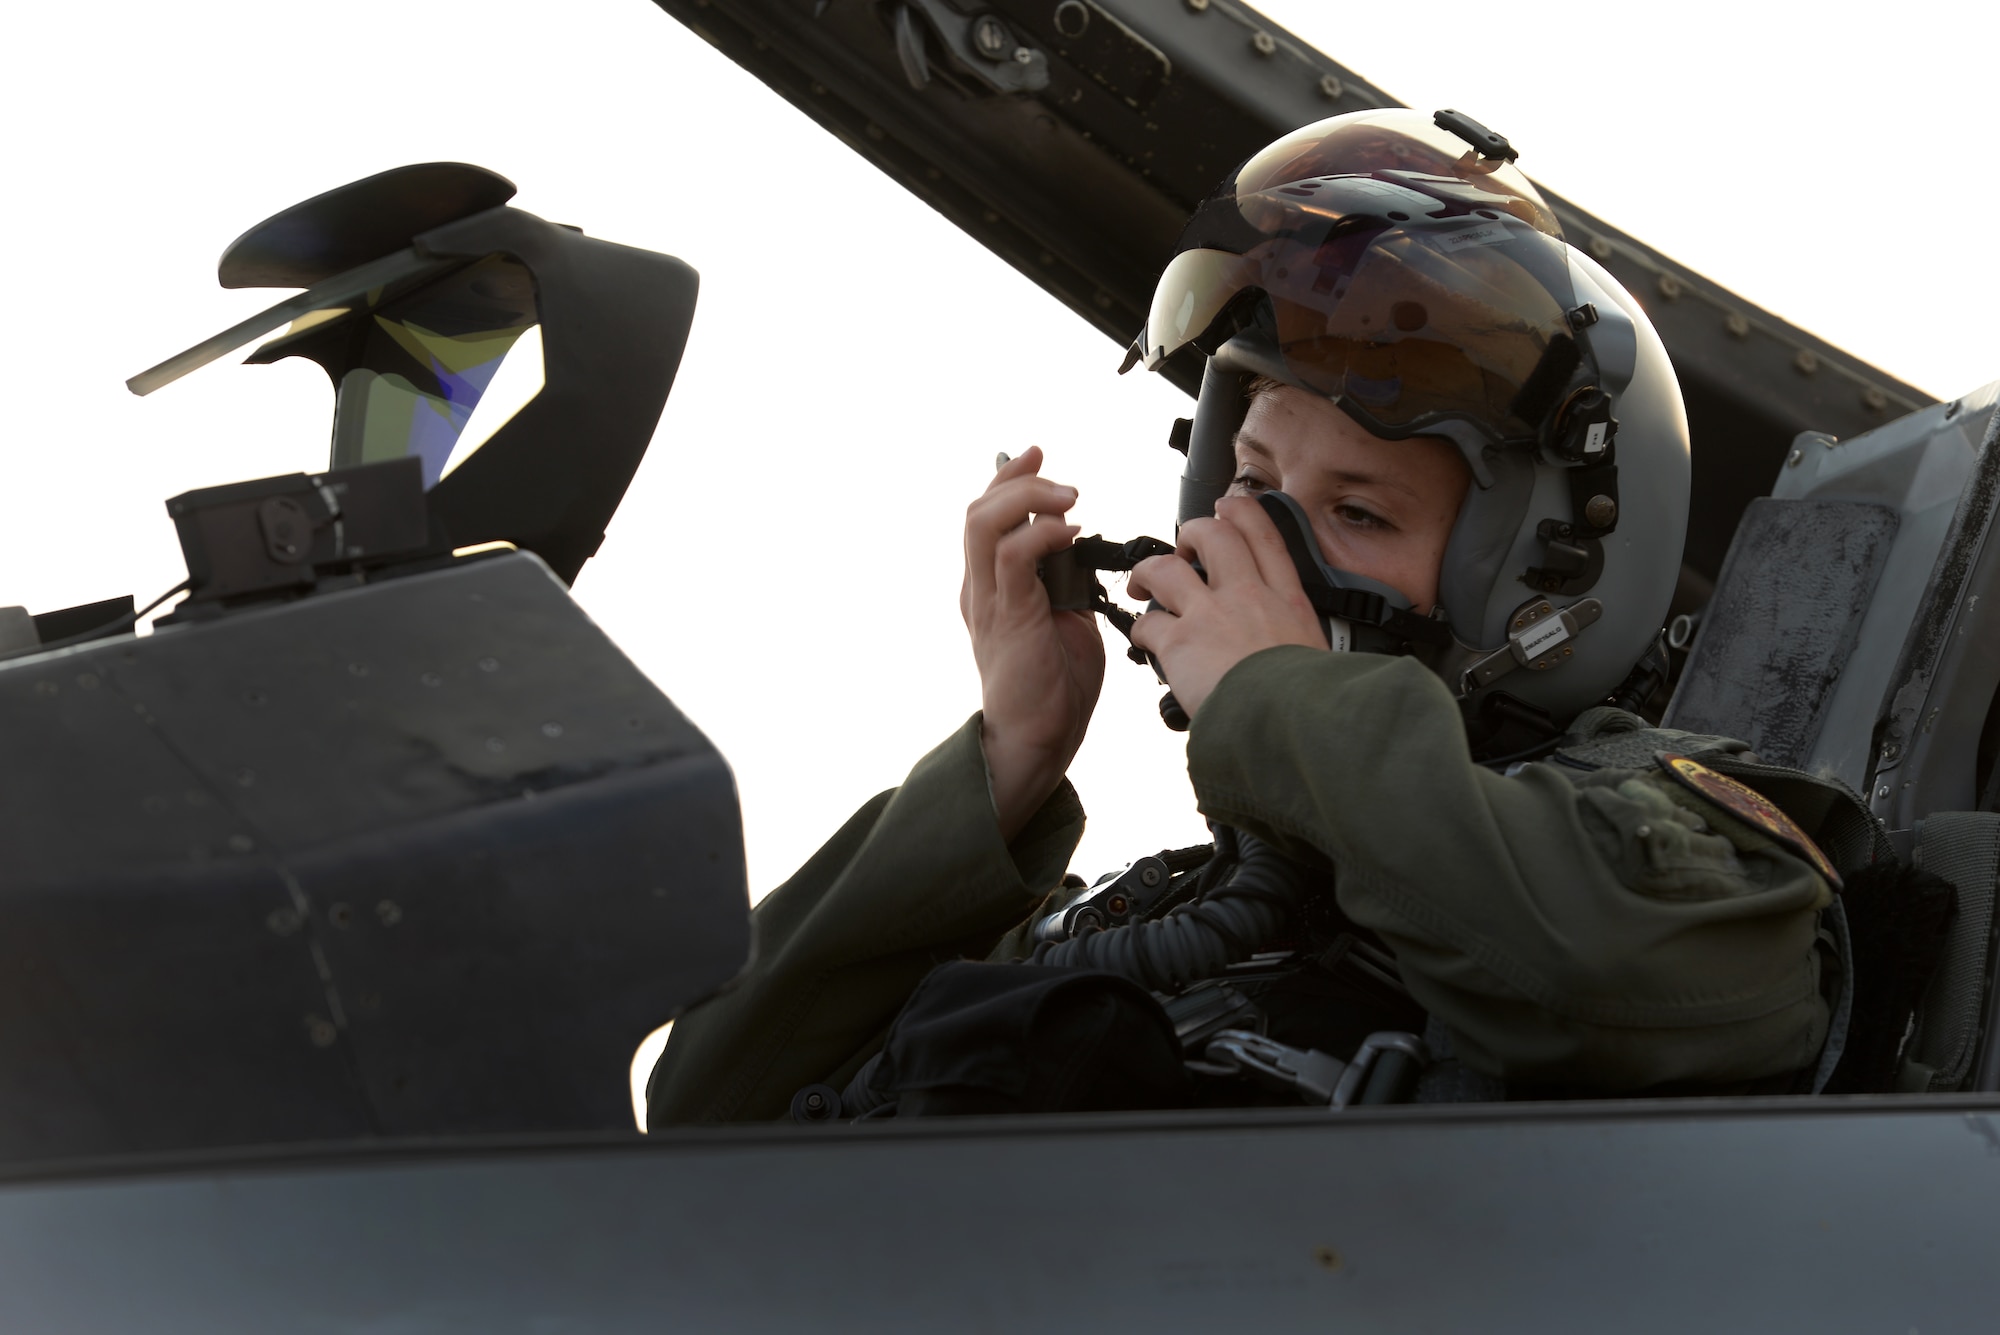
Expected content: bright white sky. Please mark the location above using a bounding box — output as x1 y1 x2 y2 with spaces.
2 1 1994 1123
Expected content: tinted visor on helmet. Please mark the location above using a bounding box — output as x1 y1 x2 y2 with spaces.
1144 110 1586 446
1144 213 1580 443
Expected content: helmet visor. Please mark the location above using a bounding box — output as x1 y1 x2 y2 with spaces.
1223 109 1560 240
1145 206 1581 443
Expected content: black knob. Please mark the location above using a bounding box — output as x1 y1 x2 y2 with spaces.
790 1083 842 1123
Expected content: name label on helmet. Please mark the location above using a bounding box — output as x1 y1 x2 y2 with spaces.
1583 421 1609 455
1517 613 1570 659
1439 224 1509 252
1461 598 1602 691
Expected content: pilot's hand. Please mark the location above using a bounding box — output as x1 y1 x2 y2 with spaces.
1129 495 1326 721
962 446 1105 841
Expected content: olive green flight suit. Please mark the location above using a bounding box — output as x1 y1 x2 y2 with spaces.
649 646 1838 1125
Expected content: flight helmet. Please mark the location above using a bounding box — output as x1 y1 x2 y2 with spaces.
1128 108 1689 729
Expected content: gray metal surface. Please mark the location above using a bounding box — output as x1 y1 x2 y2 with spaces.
1669 381 2000 798
3 1099 1999 1331
1912 812 2000 1091
0 552 750 1160
1663 497 1900 768
1858 389 2000 829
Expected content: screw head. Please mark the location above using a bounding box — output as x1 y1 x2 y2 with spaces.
971 14 1009 56
1318 73 1344 100
1876 784 1892 800
1584 494 1617 529
1140 865 1163 887
1787 449 1803 467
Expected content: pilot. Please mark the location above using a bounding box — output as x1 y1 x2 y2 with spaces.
649 109 1889 1124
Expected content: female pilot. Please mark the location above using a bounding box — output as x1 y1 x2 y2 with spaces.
649 110 1862 1123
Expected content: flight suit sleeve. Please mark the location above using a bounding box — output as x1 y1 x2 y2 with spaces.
647 714 1085 1125
1187 646 1833 1091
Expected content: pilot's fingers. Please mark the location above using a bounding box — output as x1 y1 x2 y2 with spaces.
1124 537 1195 603
993 514 1081 609
1170 514 1260 590
964 472 1079 602
1128 551 1207 614
1128 606 1179 658
984 445 1044 494
1213 495 1306 594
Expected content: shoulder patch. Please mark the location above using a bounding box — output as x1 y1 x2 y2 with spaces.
1656 754 1841 888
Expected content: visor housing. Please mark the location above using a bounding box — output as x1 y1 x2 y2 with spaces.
128 249 542 491
1141 110 1589 451
251 253 541 489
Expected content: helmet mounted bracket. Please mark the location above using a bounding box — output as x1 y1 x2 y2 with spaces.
1460 596 1605 693
1432 109 1519 163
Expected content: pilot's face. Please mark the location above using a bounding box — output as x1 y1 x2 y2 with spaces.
1224 384 1470 614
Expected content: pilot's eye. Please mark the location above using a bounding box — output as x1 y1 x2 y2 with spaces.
1230 471 1270 493
1335 502 1390 531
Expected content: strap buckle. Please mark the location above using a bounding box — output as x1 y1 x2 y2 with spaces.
1194 1029 1431 1109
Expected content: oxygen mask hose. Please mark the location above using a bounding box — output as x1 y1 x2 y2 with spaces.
1024 830 1311 991
827 831 1309 1121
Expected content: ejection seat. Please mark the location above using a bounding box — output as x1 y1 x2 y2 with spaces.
1661 381 2000 1093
